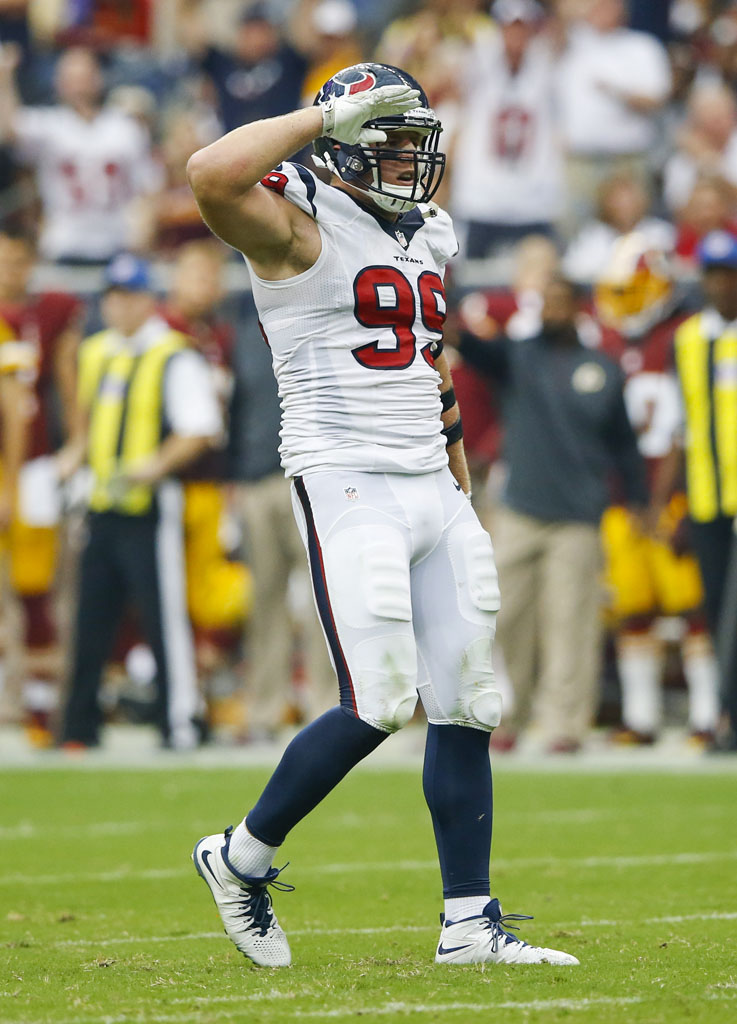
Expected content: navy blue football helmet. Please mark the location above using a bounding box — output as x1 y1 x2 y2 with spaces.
313 63 445 215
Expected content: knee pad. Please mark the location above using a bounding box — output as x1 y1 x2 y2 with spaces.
352 633 417 732
458 636 503 730
450 523 500 625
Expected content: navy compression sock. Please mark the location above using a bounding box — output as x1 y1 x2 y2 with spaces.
423 723 492 898
246 706 388 846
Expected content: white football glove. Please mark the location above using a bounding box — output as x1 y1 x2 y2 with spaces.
320 84 421 147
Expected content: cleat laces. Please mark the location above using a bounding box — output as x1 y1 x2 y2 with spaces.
237 866 295 937
483 910 534 954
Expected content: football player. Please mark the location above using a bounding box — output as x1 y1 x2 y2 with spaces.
187 63 578 968
594 233 720 746
0 230 83 746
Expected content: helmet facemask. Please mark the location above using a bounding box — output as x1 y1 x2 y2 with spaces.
313 66 446 215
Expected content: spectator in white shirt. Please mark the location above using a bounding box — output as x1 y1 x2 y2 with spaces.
0 46 160 263
556 0 672 234
563 172 675 285
449 0 563 258
663 82 737 215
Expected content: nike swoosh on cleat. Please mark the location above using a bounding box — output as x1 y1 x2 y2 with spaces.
200 849 224 890
437 942 475 956
453 481 462 491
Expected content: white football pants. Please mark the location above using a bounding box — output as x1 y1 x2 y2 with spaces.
291 468 502 733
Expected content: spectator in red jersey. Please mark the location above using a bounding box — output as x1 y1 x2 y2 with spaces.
0 228 84 746
593 233 720 748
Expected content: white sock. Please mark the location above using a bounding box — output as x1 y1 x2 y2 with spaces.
683 632 720 732
617 632 663 733
227 819 278 878
444 895 490 922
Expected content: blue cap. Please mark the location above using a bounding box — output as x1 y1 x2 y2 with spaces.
697 230 737 269
103 253 153 292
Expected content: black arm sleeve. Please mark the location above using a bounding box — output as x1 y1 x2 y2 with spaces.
604 387 649 507
457 331 512 383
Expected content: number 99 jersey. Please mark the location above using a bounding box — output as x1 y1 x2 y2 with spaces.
247 161 459 478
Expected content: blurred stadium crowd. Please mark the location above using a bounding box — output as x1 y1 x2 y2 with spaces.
0 0 736 754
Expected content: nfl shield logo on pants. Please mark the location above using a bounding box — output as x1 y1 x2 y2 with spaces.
344 486 359 501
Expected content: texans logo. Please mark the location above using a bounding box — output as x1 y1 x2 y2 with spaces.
333 68 377 96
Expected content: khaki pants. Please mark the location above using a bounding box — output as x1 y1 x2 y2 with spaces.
494 506 603 744
239 473 335 731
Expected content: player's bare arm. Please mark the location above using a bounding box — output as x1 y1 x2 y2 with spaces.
187 84 421 278
436 350 471 496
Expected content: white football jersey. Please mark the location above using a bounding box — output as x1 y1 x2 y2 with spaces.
14 106 160 261
450 36 563 225
245 162 458 477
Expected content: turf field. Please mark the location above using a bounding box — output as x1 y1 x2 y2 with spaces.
1 756 736 1024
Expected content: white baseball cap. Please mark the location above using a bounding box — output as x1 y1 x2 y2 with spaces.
312 0 357 36
491 0 545 24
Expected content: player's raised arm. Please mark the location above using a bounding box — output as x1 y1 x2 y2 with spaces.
187 84 421 268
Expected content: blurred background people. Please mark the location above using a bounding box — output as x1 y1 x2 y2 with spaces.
0 0 735 752
60 254 220 750
593 233 720 747
454 276 648 753
227 295 335 739
449 0 562 260
0 228 82 746
556 0 672 235
160 240 252 734
663 82 737 215
0 45 160 262
375 0 495 137
664 231 737 751
192 2 309 134
563 173 675 286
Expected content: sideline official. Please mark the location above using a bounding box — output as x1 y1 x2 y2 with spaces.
668 232 737 750
60 254 221 750
456 276 648 752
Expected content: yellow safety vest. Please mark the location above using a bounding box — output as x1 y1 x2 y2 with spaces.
78 327 187 515
675 312 737 522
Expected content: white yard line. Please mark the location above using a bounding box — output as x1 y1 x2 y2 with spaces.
0 808 616 840
27 994 737 1024
294 996 644 1018
38 910 737 951
7 991 737 1024
0 822 147 840
3 848 737 888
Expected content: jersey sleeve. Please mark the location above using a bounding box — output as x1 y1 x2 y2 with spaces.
259 161 322 220
422 206 459 271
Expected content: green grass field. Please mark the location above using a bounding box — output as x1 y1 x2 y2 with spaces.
1 757 736 1024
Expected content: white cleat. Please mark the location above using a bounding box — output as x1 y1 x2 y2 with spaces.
435 899 579 965
192 826 293 967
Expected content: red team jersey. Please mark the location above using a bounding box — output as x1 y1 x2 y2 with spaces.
595 312 688 487
0 292 82 459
